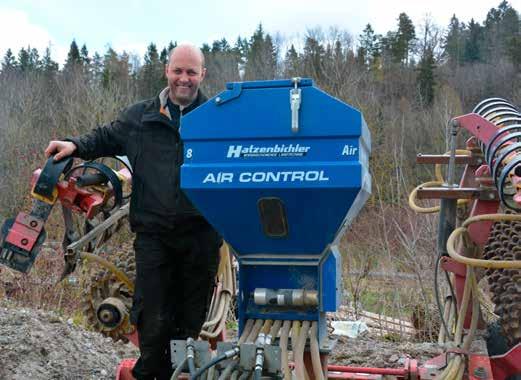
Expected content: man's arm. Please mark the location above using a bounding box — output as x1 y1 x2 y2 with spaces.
45 112 131 161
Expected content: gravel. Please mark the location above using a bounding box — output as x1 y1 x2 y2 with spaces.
0 300 138 380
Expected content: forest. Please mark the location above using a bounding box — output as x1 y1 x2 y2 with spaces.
1 0 520 323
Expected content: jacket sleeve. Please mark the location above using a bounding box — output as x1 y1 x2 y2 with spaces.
64 110 131 161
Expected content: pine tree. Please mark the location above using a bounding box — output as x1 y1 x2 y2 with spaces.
444 15 465 67
138 43 164 97
284 44 300 77
91 52 104 83
159 47 168 65
80 44 91 66
358 24 380 67
395 12 416 65
302 36 325 80
41 47 58 74
17 47 30 71
65 40 81 69
417 48 436 106
244 24 277 80
1 48 17 73
464 19 483 63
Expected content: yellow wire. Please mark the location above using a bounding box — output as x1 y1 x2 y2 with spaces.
409 150 472 214
447 214 521 269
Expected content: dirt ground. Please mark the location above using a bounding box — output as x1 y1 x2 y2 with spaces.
330 334 443 368
0 300 139 380
0 298 445 380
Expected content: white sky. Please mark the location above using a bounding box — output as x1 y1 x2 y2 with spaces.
0 0 519 66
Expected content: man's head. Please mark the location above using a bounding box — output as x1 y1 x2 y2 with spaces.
165 43 206 106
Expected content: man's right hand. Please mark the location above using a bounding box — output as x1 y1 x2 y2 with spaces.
44 141 77 161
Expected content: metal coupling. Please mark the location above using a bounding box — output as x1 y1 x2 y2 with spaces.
253 288 318 307
254 345 265 371
186 337 195 360
223 346 240 359
255 332 266 346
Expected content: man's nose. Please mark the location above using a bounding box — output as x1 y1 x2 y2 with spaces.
178 72 190 83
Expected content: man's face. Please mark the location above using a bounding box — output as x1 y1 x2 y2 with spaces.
165 48 206 106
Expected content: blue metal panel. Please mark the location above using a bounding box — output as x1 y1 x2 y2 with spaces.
237 263 319 328
226 78 313 90
180 79 372 342
320 247 342 312
182 84 364 140
181 79 370 255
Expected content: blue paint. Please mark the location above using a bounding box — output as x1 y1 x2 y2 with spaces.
180 79 371 343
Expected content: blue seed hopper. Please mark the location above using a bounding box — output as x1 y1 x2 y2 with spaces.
180 78 371 345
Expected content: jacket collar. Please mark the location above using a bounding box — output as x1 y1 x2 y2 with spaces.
143 87 206 124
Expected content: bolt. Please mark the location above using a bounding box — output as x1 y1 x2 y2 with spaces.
451 119 460 129
21 239 28 246
474 366 487 379
215 96 221 103
30 221 38 228
99 310 113 323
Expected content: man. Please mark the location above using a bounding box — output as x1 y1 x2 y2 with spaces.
45 44 221 380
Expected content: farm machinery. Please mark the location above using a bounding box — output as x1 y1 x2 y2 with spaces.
1 78 520 379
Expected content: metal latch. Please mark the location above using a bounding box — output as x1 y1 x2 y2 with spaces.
290 77 302 133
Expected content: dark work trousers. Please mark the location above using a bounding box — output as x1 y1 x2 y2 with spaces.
130 222 221 380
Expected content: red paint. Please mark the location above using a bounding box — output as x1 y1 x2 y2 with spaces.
468 354 494 380
115 358 137 380
490 343 521 380
125 330 139 347
454 114 499 145
5 212 44 251
327 365 408 376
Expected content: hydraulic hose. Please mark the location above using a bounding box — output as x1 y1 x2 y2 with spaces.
246 319 263 343
171 357 188 380
186 338 197 378
279 320 292 380
238 370 251 380
238 319 254 345
409 180 470 213
447 214 521 269
268 320 282 340
217 360 238 380
409 150 472 214
190 347 239 380
439 268 479 380
295 321 311 380
253 320 273 380
438 296 453 344
215 320 254 380
310 321 325 380
200 244 234 339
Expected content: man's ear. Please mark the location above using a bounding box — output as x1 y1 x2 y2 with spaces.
201 67 207 81
164 64 169 77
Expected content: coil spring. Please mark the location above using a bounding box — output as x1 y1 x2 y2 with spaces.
473 98 521 211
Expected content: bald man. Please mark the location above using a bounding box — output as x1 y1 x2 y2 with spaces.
45 44 220 380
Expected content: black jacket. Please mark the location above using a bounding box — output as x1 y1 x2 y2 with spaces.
67 90 208 232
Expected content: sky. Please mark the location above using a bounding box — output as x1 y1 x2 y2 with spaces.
0 0 520 66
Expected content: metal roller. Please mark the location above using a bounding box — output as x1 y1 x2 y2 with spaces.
474 98 521 211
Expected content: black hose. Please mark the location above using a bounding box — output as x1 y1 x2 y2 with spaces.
191 353 229 380
217 360 238 380
434 254 453 340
